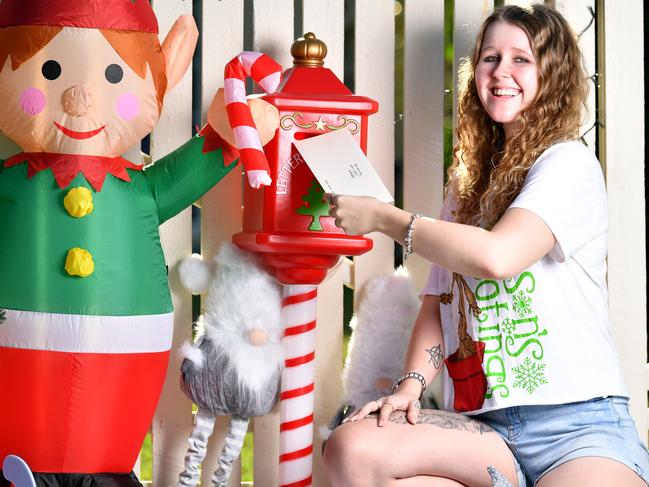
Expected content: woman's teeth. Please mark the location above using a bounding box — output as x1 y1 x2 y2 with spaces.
493 88 519 96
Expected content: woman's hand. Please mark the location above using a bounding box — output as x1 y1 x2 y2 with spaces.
343 393 421 427
326 194 388 236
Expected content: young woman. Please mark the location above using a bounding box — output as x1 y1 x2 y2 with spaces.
323 4 649 486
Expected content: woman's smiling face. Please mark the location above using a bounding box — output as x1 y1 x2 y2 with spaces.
0 27 160 156
475 20 539 139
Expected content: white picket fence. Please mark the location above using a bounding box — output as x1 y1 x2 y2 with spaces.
0 0 645 486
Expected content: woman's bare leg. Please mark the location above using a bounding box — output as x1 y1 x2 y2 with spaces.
536 457 646 487
393 476 466 486
323 409 518 487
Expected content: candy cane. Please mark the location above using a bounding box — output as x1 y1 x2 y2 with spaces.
224 52 282 188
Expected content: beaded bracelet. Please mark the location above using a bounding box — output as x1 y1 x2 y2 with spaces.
392 371 427 398
404 213 421 260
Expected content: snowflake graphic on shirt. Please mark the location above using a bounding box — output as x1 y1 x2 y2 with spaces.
512 357 547 394
512 291 533 317
500 317 516 336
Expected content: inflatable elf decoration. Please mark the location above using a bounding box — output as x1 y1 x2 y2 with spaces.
0 1 277 485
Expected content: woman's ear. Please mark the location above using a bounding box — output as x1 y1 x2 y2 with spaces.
161 15 199 93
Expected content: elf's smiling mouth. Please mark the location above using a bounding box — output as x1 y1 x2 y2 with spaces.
54 121 106 140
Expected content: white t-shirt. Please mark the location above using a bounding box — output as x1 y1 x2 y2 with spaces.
422 141 628 414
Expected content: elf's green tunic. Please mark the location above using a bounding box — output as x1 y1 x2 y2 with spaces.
0 135 234 316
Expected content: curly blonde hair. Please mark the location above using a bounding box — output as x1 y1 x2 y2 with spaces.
449 4 588 228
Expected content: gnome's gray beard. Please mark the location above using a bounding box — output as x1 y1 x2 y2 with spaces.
180 335 282 417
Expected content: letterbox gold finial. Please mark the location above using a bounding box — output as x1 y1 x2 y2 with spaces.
291 32 327 67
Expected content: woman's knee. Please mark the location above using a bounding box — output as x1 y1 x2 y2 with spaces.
323 421 382 474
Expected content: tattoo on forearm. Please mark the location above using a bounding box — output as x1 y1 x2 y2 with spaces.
426 344 443 368
382 410 494 434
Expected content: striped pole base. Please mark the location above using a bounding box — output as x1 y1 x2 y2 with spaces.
279 284 317 487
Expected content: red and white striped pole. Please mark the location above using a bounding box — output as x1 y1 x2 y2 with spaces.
279 284 318 487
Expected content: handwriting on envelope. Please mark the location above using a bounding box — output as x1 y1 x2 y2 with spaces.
293 129 394 203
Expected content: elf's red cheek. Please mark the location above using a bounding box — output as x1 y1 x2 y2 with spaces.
20 87 47 115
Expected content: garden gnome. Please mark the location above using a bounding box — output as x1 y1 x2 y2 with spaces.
176 243 283 487
0 1 277 485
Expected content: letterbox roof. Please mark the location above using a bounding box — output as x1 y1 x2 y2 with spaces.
266 66 378 115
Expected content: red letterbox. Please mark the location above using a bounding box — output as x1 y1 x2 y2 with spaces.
233 33 378 285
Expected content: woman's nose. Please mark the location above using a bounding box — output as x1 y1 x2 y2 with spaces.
492 61 511 79
63 85 93 116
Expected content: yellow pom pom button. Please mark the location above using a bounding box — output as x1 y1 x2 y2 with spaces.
65 248 95 277
64 187 94 218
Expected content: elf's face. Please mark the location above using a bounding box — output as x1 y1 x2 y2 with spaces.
0 27 160 157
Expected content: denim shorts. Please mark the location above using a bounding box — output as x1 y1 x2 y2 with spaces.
474 396 649 486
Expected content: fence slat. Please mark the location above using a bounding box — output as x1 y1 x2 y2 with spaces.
353 0 397 292
555 0 597 150
302 4 347 486
197 3 247 485
303 1 345 80
249 4 295 484
602 0 647 443
252 0 295 70
452 0 493 141
150 1 196 485
200 0 246 259
403 0 446 291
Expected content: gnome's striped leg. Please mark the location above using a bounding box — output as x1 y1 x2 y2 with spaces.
211 416 250 487
279 285 317 487
177 408 217 487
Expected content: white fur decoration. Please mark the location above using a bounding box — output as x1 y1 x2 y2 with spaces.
343 267 421 407
318 425 333 441
179 253 214 295
179 341 204 369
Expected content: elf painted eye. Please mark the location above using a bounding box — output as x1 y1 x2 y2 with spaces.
105 64 124 84
41 60 61 81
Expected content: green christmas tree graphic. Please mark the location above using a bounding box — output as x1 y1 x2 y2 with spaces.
296 179 329 231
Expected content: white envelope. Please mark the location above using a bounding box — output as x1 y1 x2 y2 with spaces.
293 129 394 203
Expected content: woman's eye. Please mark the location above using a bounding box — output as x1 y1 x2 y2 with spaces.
105 64 124 84
41 60 61 80
514 57 529 63
483 55 498 63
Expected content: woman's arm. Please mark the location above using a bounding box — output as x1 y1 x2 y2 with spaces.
349 294 445 425
395 294 445 399
329 195 555 279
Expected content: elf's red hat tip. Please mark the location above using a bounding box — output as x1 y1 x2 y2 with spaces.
0 0 158 34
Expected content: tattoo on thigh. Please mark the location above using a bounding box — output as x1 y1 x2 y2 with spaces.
425 344 443 368
388 410 494 434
